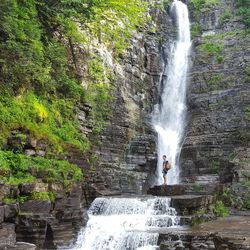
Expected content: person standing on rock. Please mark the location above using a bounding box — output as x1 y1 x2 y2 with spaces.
162 155 171 185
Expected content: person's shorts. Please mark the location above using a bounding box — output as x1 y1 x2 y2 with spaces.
162 170 168 177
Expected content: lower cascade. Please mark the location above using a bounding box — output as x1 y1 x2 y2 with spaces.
71 197 180 250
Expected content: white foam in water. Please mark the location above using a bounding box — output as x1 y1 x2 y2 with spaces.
70 197 180 250
153 0 191 185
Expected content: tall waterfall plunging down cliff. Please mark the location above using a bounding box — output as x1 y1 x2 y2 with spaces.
153 0 191 185
72 197 180 250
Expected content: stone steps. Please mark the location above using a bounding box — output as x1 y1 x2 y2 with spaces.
147 183 221 215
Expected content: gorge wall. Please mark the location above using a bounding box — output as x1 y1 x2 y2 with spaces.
88 5 175 195
180 0 250 192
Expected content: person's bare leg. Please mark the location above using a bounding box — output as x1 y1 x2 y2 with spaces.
164 176 167 185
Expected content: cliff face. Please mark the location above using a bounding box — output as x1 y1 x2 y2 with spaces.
180 0 250 187
85 6 176 196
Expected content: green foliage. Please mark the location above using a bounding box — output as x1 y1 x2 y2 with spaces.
3 197 17 204
211 201 229 217
0 0 148 188
244 106 250 120
216 55 224 63
247 195 250 209
236 0 250 30
219 9 233 25
83 0 148 56
0 150 83 186
31 191 56 201
212 160 220 174
223 183 250 209
207 74 224 88
204 30 247 40
17 195 29 204
191 23 202 38
198 43 224 56
86 58 113 133
245 65 250 82
190 0 219 18
228 151 237 161
0 93 89 153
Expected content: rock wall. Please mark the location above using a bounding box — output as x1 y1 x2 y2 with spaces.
180 0 250 185
89 6 176 194
0 181 88 249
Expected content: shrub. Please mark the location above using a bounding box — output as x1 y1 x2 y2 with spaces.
219 10 233 25
212 201 229 217
0 150 83 186
31 191 56 201
246 196 250 209
198 43 224 56
191 23 202 38
244 107 250 120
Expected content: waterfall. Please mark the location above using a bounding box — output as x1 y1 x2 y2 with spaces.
71 197 180 250
153 0 191 185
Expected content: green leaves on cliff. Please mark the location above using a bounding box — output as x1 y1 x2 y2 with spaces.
0 93 89 153
81 0 148 55
0 150 82 186
0 0 148 152
189 0 219 18
197 42 224 64
236 0 250 29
